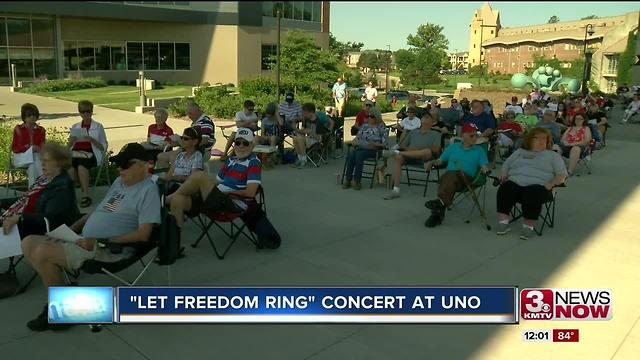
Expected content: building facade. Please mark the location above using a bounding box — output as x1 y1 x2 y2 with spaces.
469 2 639 93
448 51 469 70
0 1 330 86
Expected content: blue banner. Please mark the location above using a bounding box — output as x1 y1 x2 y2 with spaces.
117 286 518 324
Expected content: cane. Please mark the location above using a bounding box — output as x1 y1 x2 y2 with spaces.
454 161 492 231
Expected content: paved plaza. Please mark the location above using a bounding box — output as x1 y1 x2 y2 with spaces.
1 88 639 359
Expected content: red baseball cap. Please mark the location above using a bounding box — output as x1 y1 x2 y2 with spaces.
461 122 479 134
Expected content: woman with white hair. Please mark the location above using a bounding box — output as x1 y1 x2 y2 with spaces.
343 110 388 190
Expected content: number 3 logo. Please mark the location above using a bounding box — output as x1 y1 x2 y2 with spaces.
525 290 546 313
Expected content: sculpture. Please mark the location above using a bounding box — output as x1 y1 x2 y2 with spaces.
510 65 580 93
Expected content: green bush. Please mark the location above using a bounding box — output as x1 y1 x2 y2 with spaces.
106 80 116 86
168 97 192 117
21 77 107 93
118 80 129 86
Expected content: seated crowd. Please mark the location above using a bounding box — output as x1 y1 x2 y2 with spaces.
1 85 627 332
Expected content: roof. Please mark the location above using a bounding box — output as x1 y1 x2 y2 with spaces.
473 2 500 27
482 27 607 46
603 37 628 54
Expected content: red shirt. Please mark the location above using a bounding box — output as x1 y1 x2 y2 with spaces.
11 123 46 153
355 111 368 127
567 107 586 119
497 121 523 133
147 123 174 142
73 121 93 151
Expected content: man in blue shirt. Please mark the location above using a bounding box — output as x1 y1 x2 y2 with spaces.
423 123 490 228
332 77 348 118
462 99 495 141
292 103 334 168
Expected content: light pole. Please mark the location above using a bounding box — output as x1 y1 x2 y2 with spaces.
581 23 595 96
386 45 390 91
275 1 283 103
453 48 458 88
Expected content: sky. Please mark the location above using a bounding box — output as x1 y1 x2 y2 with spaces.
330 1 640 52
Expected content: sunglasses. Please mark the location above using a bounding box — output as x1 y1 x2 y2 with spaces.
181 136 194 141
234 140 250 147
365 104 372 107
118 160 139 170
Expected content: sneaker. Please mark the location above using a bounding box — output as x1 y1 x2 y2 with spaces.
424 212 444 228
27 305 73 332
352 182 362 190
496 222 511 235
520 226 536 240
424 199 443 210
342 180 351 189
383 191 400 200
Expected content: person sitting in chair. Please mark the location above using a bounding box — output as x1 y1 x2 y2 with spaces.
423 123 490 228
393 106 422 148
496 110 524 149
163 127 204 195
462 100 495 143
166 128 262 228
495 128 567 240
221 100 259 160
342 111 388 190
20 142 161 331
257 102 281 147
352 100 374 135
141 108 175 162
382 112 442 200
557 113 592 176
292 103 333 169
11 103 46 187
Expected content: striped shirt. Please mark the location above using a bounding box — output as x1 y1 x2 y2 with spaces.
191 114 215 147
278 101 303 124
216 153 262 211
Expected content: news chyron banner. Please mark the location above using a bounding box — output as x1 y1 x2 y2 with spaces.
520 288 613 321
48 286 518 324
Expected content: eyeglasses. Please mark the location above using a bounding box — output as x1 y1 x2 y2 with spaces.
234 140 251 147
181 136 194 141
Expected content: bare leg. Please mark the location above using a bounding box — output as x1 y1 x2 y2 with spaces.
169 194 192 227
497 213 510 222
77 165 90 197
157 149 179 168
22 235 68 287
568 146 581 173
392 154 405 188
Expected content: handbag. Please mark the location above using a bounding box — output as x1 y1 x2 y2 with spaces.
12 147 34 167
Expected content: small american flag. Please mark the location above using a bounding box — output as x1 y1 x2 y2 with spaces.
104 193 125 212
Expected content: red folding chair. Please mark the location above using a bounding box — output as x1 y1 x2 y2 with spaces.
190 187 265 259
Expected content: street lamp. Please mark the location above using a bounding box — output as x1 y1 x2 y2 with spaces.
581 23 596 96
275 1 284 103
386 45 390 91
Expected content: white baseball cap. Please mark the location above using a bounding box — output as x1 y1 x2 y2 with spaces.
235 127 254 143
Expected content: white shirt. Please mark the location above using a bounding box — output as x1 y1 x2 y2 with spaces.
235 110 258 128
364 86 378 102
400 117 421 131
505 104 523 115
628 100 640 112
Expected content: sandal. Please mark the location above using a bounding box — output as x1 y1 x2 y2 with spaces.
80 196 92 208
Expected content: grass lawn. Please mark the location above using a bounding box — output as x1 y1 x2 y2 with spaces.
31 85 192 112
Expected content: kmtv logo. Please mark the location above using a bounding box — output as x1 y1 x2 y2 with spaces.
521 288 612 320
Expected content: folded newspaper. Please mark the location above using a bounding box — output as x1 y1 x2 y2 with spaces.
45 224 83 242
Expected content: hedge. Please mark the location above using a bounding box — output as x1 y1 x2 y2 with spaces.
21 77 107 93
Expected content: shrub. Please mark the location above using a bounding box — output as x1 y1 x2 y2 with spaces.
200 82 211 87
128 80 136 86
106 80 116 86
21 77 107 93
118 80 129 86
167 97 192 117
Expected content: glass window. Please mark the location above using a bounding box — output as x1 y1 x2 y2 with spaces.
159 42 175 70
312 1 321 22
7 18 31 47
284 1 293 19
95 42 111 70
63 41 79 71
127 42 143 70
31 18 54 47
261 44 276 70
0 48 9 84
263 1 274 17
143 42 159 70
294 2 304 20
33 48 56 79
8 48 33 78
175 42 190 70
303 2 312 21
78 41 96 70
0 18 6 46
111 42 126 70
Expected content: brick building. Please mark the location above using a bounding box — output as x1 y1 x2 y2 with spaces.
469 2 639 93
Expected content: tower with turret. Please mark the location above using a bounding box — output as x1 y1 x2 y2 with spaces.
468 2 501 68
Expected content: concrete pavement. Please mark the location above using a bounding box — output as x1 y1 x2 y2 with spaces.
1 88 639 360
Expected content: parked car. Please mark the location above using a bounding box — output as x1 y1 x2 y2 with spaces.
386 90 410 102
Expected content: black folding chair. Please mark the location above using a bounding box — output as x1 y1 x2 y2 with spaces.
509 184 563 236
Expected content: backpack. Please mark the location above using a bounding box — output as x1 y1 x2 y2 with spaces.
241 207 281 249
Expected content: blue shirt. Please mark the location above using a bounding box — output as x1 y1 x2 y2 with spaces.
439 142 489 178
462 112 495 133
332 82 347 99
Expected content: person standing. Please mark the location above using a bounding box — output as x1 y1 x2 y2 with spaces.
364 81 378 106
332 77 348 118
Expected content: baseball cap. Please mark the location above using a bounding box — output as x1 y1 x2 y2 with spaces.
109 142 148 168
235 127 254 143
461 122 479 134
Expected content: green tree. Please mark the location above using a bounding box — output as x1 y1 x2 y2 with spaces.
329 32 364 61
617 30 637 86
581 15 598 20
269 29 341 93
548 15 560 24
406 23 449 52
393 49 415 70
395 23 449 89
357 51 379 72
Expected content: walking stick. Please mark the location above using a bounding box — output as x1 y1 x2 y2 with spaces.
454 161 492 231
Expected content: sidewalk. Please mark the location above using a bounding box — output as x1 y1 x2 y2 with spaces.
1 89 639 360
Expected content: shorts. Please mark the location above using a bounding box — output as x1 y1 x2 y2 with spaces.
335 98 345 111
560 144 586 158
59 238 97 270
187 187 242 217
72 154 98 169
